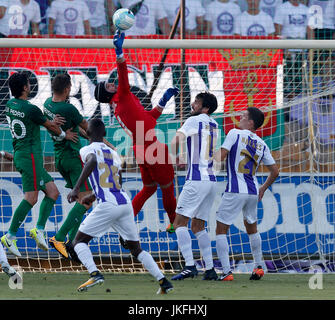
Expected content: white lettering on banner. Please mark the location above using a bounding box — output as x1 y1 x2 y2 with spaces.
28 72 225 116
1 174 335 237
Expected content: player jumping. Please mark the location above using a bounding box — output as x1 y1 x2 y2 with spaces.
67 118 173 294
94 30 179 233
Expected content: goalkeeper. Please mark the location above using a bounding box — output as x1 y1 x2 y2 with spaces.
94 30 178 233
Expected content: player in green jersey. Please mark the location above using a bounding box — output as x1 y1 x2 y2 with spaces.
44 73 97 259
1 72 78 257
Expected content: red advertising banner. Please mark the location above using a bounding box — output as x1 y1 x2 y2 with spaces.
221 48 283 138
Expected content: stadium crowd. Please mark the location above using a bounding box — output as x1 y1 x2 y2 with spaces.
0 0 333 39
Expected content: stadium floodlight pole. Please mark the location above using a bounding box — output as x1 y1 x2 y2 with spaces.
147 6 181 104
180 0 186 124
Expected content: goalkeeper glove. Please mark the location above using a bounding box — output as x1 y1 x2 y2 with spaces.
158 87 179 108
113 30 125 58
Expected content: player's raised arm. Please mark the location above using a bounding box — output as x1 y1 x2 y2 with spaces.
0 151 13 161
113 29 126 63
150 87 180 118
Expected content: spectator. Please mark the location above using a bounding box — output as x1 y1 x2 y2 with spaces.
309 0 335 39
274 0 314 100
35 0 49 34
85 0 116 35
119 0 170 36
0 0 41 36
274 0 314 40
259 0 282 19
163 0 206 36
235 0 275 36
48 0 92 36
205 0 241 36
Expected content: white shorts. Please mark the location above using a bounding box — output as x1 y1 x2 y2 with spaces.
79 201 139 241
176 180 217 221
216 192 258 226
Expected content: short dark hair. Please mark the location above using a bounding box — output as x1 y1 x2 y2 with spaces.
247 107 264 130
87 118 106 138
8 73 29 98
196 92 218 114
51 73 71 95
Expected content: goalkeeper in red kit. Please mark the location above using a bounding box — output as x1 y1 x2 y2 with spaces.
94 30 178 233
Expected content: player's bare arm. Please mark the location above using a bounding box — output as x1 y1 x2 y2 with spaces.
67 153 97 203
214 147 229 163
43 119 78 143
80 193 96 206
258 163 279 201
0 151 13 161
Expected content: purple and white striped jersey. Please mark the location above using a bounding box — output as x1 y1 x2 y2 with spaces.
222 128 275 195
80 142 130 205
178 113 219 182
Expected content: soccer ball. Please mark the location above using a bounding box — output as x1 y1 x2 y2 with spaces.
112 8 135 31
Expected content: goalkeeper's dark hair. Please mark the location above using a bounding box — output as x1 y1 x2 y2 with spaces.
51 73 71 95
196 92 218 115
247 107 264 130
87 118 106 139
94 81 116 103
8 72 29 98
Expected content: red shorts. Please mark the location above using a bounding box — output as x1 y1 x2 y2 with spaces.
139 161 175 186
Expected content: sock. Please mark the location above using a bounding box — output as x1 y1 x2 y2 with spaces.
74 242 98 274
8 199 33 236
161 183 176 224
132 185 157 216
249 232 263 268
216 234 231 274
195 230 213 270
56 202 87 242
175 226 194 266
36 197 56 230
0 243 9 266
137 250 164 281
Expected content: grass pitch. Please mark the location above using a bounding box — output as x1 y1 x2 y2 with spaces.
0 272 334 300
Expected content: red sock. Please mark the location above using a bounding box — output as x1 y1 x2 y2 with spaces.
161 183 176 224
132 185 157 216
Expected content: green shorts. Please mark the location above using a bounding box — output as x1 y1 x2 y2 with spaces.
56 155 92 192
14 152 53 192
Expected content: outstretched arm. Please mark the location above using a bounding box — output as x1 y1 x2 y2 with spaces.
149 87 180 119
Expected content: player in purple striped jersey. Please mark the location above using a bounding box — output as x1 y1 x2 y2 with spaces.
214 107 279 281
67 118 173 294
170 92 219 281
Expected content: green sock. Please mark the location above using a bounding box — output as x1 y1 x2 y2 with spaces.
36 197 56 230
8 199 33 236
56 202 87 242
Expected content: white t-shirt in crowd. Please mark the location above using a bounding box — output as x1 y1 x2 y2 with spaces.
309 0 335 30
274 1 312 38
85 0 107 28
259 0 282 19
163 0 205 31
205 0 241 35
235 10 275 36
119 0 168 35
0 0 41 36
48 0 91 36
